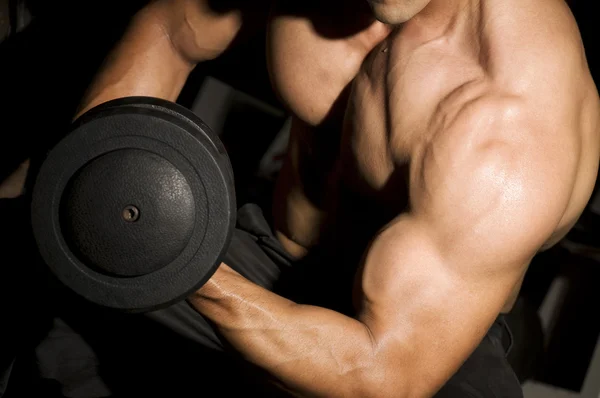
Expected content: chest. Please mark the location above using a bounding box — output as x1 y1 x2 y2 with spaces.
339 27 483 203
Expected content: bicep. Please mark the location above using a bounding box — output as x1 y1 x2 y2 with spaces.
357 113 576 395
357 215 517 395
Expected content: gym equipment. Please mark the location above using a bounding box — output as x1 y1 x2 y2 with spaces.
31 97 236 312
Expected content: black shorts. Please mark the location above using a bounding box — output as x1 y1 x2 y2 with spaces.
2 203 523 397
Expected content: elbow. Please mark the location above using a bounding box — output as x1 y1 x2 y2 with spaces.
348 364 413 398
342 325 413 397
351 380 411 398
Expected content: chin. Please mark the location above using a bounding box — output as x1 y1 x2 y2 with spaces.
367 0 430 24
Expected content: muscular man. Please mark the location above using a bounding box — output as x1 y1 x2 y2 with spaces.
190 0 600 396
8 0 598 396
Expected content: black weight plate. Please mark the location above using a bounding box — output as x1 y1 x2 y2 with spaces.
31 97 236 312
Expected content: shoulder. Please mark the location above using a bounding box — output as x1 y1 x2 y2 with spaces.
423 81 578 171
482 0 590 104
412 84 580 262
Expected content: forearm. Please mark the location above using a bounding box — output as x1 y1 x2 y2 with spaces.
76 5 196 117
189 265 379 397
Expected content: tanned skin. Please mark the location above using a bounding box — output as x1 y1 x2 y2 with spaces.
8 0 598 396
191 0 599 396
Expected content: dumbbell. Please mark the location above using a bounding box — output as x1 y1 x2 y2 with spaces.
31 97 236 312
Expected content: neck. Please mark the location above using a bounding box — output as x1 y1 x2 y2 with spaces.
402 0 478 41
411 0 473 30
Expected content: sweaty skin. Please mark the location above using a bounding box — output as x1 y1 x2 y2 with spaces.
189 0 600 396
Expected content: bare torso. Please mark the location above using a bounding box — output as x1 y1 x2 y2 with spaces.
269 0 600 312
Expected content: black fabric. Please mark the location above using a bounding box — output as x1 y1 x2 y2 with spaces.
435 317 524 398
3 203 523 397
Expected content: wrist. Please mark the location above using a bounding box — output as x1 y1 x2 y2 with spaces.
191 264 240 303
